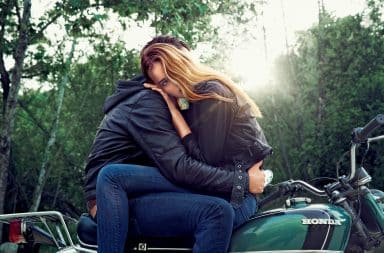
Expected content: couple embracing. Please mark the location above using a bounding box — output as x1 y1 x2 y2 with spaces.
83 35 273 253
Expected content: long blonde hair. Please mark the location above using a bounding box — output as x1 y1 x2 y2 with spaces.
140 43 262 117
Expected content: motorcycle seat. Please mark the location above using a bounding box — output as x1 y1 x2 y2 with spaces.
76 213 195 251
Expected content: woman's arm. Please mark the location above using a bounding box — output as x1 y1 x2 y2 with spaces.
144 83 206 162
144 83 191 138
168 103 191 138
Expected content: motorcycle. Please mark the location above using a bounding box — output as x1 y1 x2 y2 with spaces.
1 114 384 253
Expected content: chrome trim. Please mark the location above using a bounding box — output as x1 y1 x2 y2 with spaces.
356 175 372 186
289 180 327 197
368 135 384 143
349 134 384 182
77 236 98 249
349 144 357 181
0 211 76 248
72 245 97 253
321 211 331 250
40 216 61 248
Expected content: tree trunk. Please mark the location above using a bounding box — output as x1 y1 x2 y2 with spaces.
0 0 31 240
29 39 77 212
316 0 326 123
0 0 13 114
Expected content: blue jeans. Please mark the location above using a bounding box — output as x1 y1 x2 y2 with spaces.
96 164 257 253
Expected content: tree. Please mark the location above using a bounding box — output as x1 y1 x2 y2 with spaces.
0 0 31 239
29 38 77 211
1 0 261 224
256 1 384 189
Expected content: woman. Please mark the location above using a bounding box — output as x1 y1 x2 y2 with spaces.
141 43 273 203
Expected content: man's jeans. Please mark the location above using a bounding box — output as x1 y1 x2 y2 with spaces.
96 164 257 253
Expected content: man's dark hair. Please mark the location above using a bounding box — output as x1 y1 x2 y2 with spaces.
141 35 191 55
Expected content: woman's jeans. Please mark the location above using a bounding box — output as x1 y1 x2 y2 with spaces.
96 164 257 253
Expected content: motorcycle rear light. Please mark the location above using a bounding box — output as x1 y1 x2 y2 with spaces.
9 219 26 243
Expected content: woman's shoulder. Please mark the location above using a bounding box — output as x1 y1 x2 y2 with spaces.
195 80 234 98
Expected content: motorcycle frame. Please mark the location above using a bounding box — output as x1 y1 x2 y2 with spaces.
0 211 96 253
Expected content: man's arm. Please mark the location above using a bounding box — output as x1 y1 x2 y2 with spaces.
124 90 248 195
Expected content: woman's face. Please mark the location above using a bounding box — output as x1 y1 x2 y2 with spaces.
147 62 184 98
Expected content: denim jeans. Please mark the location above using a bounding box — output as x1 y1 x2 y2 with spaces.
96 164 257 253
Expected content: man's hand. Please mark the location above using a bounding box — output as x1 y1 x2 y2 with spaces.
248 160 265 194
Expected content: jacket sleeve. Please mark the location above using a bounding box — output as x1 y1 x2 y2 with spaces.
124 90 248 196
181 133 205 162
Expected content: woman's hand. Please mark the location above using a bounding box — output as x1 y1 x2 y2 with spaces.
144 82 191 138
247 160 265 194
144 83 178 112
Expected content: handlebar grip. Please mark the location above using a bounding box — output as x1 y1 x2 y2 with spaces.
258 189 282 209
352 114 384 143
258 181 292 209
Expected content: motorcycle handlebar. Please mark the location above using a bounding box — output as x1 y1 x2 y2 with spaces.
352 114 384 143
289 180 327 197
258 180 327 209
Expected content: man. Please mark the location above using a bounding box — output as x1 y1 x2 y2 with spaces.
83 35 266 253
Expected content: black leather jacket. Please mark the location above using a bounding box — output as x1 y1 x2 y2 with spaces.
181 81 273 204
84 76 253 207
183 81 272 167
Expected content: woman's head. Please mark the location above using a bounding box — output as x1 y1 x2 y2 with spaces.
140 43 262 117
142 44 203 100
141 43 230 101
146 60 185 98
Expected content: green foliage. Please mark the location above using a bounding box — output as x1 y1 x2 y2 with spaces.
7 0 384 218
8 38 141 214
3 0 257 214
102 0 257 47
256 2 384 191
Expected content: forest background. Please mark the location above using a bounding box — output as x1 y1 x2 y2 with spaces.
1 0 384 242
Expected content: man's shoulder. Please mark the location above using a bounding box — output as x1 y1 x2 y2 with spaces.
133 89 166 108
113 88 163 106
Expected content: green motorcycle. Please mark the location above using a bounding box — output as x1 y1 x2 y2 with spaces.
1 114 384 253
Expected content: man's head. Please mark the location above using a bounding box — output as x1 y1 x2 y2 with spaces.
141 35 190 57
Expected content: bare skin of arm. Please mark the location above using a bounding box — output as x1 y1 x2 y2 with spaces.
90 206 97 218
144 83 191 138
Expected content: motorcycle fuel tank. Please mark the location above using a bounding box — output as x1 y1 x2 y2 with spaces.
229 202 351 252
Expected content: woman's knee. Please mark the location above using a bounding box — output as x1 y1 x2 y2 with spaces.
97 164 122 187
